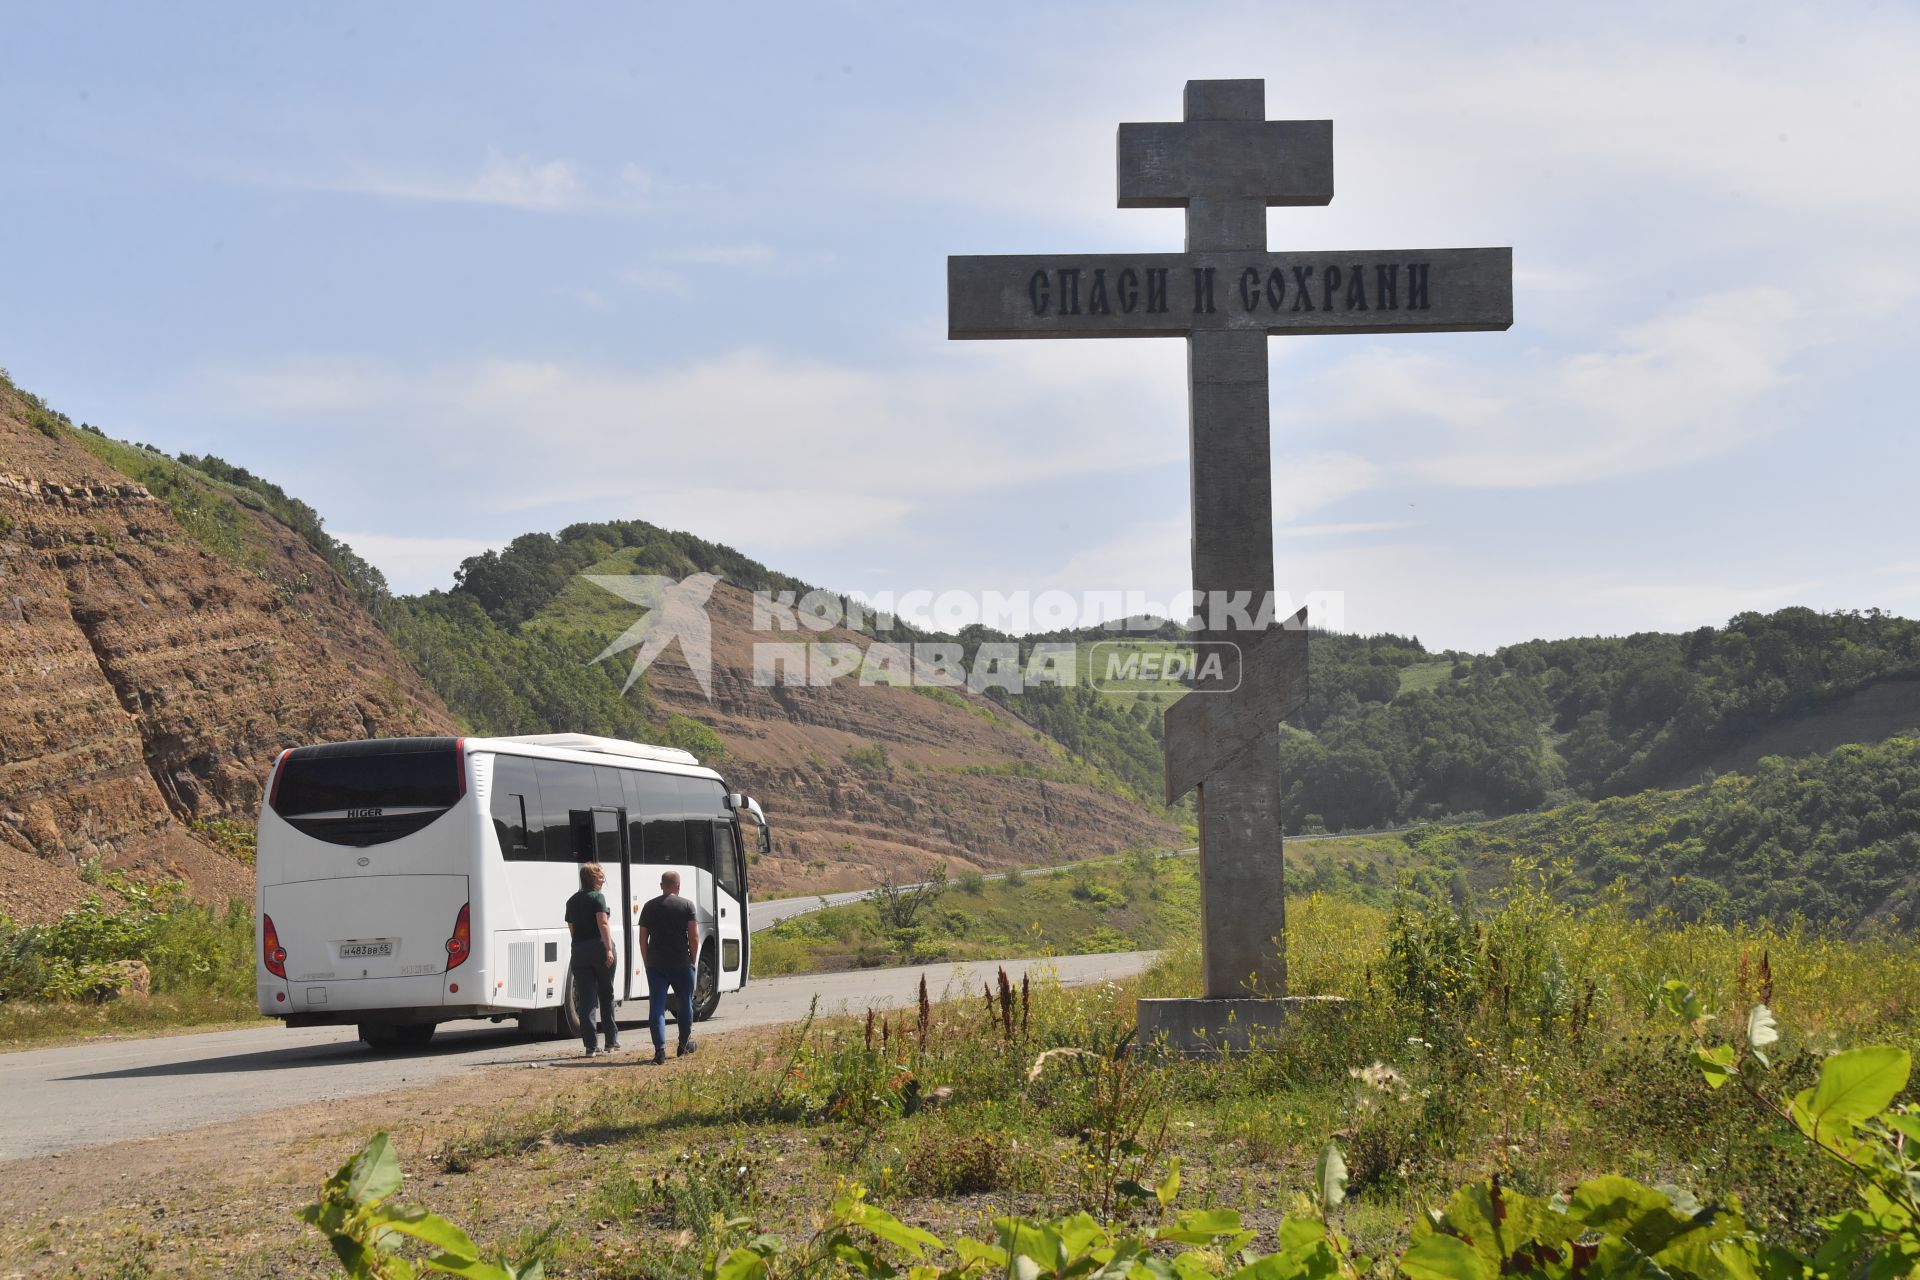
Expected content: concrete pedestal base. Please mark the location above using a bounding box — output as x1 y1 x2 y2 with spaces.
1136 995 1346 1056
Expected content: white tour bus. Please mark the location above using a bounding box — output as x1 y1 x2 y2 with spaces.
255 733 767 1050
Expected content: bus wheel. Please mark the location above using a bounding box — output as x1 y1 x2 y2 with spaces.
361 1022 434 1051
694 946 720 1022
558 971 584 1041
394 1023 435 1050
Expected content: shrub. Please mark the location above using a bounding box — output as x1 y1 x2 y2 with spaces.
903 1119 1011 1196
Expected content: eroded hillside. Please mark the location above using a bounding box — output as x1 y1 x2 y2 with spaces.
0 385 456 920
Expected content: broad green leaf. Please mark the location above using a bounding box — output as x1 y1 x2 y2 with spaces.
369 1206 481 1259
1156 1158 1182 1210
421 1254 513 1280
1654 1227 1763 1280
1880 1112 1920 1144
1440 1180 1577 1276
1315 1143 1348 1214
954 1237 1007 1270
1692 1044 1738 1090
1400 1233 1489 1280
511 1262 544 1280
851 1203 943 1258
345 1132 404 1207
1054 1211 1108 1260
710 1246 771 1280
1160 1208 1244 1244
1661 980 1706 1024
1790 1047 1911 1147
998 1217 1066 1270
1565 1176 1693 1252
1277 1217 1328 1251
1583 1235 1673 1280
1746 1004 1779 1050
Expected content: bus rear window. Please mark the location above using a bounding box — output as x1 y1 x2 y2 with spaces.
271 738 464 848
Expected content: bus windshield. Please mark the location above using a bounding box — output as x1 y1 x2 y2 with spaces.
271 738 464 848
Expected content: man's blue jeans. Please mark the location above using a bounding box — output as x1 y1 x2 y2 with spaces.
647 964 697 1048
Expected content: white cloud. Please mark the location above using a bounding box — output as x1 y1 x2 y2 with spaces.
661 243 776 267
190 340 1189 545
1583 578 1825 632
1313 288 1800 489
1280 521 1412 538
304 148 628 213
620 268 689 295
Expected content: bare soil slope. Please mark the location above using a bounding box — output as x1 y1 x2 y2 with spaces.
0 390 456 921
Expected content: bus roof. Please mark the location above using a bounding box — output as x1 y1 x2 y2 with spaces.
469 733 720 778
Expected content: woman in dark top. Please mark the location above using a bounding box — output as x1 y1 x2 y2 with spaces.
564 863 620 1056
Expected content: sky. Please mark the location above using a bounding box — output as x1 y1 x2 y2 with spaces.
2 2 1916 653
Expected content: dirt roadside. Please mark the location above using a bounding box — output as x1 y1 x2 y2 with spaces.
0 1027 786 1277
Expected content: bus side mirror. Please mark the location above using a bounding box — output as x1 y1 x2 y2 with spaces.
724 792 744 810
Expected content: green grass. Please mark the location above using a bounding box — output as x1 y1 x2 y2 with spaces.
752 851 1200 975
66 429 273 570
525 545 665 637
259 880 1920 1280
755 834 1447 977
1395 659 1455 694
0 993 266 1052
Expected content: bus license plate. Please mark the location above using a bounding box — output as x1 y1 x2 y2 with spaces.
339 941 394 959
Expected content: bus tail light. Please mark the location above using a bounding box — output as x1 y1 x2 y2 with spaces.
446 902 472 970
262 914 288 978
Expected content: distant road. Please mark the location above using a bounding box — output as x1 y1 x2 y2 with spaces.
748 826 1419 933
0 950 1154 1163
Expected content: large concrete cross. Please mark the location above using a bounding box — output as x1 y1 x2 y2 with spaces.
949 80 1511 1028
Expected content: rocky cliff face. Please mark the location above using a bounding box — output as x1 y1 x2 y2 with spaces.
0 389 456 921
629 581 1184 896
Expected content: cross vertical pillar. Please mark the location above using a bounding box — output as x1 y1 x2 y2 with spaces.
947 75 1514 1049
1181 80 1287 999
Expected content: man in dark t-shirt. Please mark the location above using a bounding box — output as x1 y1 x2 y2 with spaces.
637 869 700 1064
564 863 620 1056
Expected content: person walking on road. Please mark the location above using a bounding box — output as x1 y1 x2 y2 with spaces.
637 869 700 1065
564 863 620 1057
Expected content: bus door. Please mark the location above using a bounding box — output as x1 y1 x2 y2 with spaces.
589 807 631 1000
712 820 746 983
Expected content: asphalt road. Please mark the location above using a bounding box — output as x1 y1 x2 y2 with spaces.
0 950 1154 1163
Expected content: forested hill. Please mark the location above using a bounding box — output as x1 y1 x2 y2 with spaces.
1268 610 1920 833
1403 733 1920 935
417 521 1920 837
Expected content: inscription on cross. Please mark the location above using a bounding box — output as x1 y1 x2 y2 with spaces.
948 80 1511 1028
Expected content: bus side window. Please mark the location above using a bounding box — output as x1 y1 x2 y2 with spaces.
686 819 714 877
627 771 683 866
491 756 541 861
621 771 646 864
647 817 687 867
714 822 742 898
536 761 597 862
